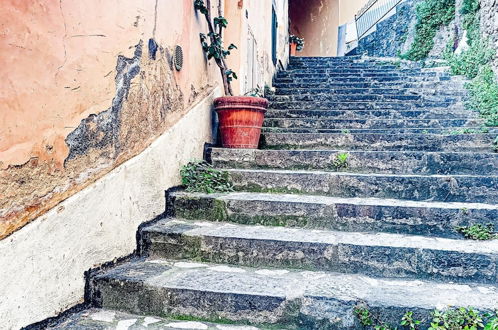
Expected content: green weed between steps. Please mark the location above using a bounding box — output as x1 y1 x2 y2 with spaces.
180 161 233 193
355 305 498 330
456 223 498 240
448 127 490 135
333 152 349 170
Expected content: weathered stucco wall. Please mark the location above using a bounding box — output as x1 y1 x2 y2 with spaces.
224 0 289 94
0 0 223 239
289 0 368 57
0 88 220 330
0 0 287 240
0 0 289 327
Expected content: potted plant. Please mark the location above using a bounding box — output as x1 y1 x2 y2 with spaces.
289 35 305 56
195 0 269 149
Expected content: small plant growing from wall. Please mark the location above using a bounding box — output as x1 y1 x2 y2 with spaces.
194 0 238 96
180 161 233 193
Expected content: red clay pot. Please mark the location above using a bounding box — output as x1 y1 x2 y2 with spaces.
290 42 297 56
214 96 269 149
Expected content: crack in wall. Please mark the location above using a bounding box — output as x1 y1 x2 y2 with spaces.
56 0 68 77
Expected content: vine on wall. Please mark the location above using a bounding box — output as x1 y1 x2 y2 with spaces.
401 0 455 61
443 0 498 127
401 0 498 129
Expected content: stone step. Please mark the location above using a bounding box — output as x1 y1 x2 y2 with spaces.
267 94 463 103
260 132 495 152
142 218 498 284
48 308 260 330
277 71 448 79
282 68 425 75
263 118 480 130
209 148 498 175
265 109 477 120
269 101 462 110
226 169 498 203
170 192 498 239
274 76 452 84
274 87 467 96
287 63 403 70
90 259 498 329
288 58 409 67
262 127 495 135
273 81 465 90
291 55 363 59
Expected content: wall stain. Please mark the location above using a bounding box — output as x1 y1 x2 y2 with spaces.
0 40 215 240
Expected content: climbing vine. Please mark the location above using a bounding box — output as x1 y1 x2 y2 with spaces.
401 0 455 61
441 0 498 129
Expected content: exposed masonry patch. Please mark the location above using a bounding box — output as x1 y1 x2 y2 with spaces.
65 41 143 162
148 38 158 60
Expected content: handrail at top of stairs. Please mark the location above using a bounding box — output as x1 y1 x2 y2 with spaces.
355 0 402 40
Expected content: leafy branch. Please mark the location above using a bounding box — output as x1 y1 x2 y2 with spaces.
194 0 237 96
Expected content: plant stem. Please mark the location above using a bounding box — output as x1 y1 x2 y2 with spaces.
204 0 233 96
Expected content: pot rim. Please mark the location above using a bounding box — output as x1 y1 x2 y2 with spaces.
214 95 268 103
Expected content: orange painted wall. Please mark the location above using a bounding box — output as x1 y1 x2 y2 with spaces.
0 0 286 239
289 0 369 56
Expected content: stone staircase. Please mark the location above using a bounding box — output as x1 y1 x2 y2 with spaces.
52 56 498 329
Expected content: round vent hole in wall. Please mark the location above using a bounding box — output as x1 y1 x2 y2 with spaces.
174 45 183 71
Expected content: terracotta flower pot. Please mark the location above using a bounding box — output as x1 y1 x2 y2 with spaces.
290 42 297 56
214 96 269 149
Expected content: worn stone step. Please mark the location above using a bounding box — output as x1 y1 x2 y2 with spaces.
48 308 262 330
142 218 498 284
273 81 465 89
267 94 463 103
278 72 448 79
263 118 479 130
288 58 409 68
281 68 424 75
274 76 452 84
269 101 461 110
274 87 467 96
286 64 404 70
227 169 498 203
262 127 495 135
265 109 477 120
260 132 495 152
209 148 498 175
170 192 498 239
291 55 363 60
90 259 498 329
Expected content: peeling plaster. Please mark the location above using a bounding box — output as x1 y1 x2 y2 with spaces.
65 41 143 161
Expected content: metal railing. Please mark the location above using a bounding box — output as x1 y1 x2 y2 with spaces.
355 0 402 40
